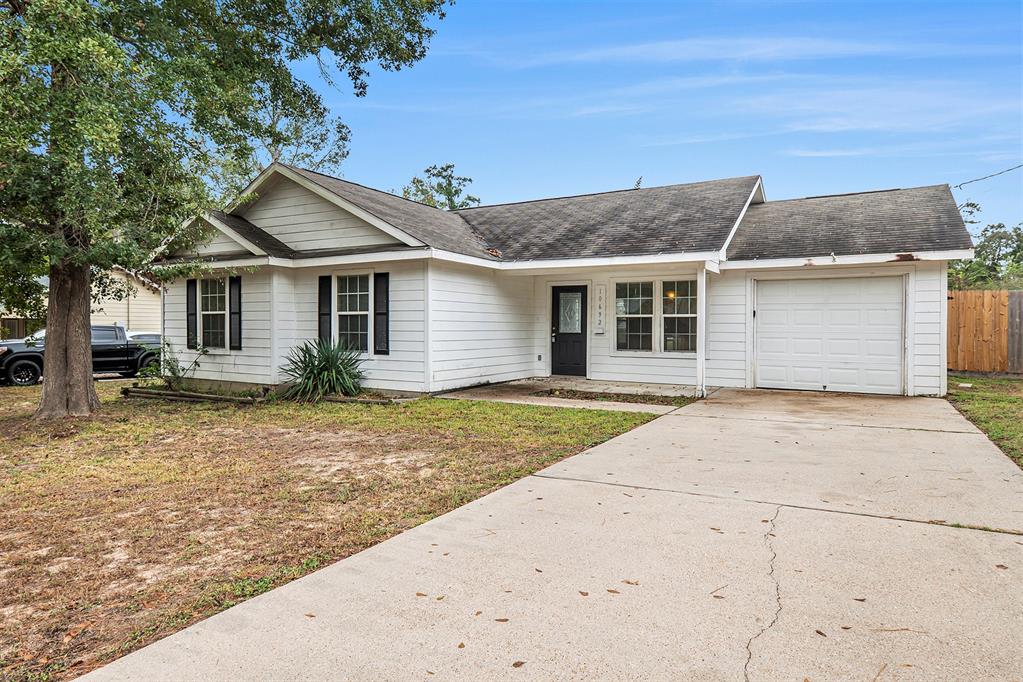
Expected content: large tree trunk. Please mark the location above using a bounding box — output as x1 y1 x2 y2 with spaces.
34 260 100 418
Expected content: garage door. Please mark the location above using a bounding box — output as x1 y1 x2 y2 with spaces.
755 277 904 395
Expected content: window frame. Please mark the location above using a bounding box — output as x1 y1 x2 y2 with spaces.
332 270 375 356
198 277 229 352
612 280 655 353
661 279 698 354
609 275 699 357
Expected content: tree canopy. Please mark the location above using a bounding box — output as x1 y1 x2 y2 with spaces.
0 0 449 416
949 222 1023 290
402 163 480 209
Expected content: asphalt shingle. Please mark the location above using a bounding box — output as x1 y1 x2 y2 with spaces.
726 184 972 261
208 210 296 258
454 176 761 261
283 166 496 259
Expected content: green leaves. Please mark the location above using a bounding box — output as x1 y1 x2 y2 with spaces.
279 338 366 401
402 163 481 210
0 0 450 310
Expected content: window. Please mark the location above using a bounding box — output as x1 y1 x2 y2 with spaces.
200 278 227 349
337 274 370 352
662 280 697 352
93 327 119 343
615 282 653 351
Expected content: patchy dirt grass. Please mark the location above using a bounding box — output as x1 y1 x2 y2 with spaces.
947 374 1023 469
0 381 654 681
533 388 695 408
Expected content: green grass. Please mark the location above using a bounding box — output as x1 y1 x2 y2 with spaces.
947 374 1023 469
0 381 656 682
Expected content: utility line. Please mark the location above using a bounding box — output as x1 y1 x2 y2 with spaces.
952 163 1023 190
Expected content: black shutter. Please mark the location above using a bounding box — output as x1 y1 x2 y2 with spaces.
374 272 389 355
229 276 242 350
318 275 332 342
186 279 197 349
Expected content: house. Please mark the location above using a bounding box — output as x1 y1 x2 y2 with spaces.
0 268 162 340
164 163 972 396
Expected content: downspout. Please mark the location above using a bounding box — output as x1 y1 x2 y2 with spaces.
696 263 708 397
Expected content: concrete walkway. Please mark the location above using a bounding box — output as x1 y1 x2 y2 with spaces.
82 390 1023 681
438 377 696 414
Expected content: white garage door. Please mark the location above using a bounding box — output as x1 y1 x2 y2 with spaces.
755 277 904 395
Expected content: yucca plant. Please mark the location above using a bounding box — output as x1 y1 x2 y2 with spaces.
279 338 365 401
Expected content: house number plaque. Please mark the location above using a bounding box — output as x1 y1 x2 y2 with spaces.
594 284 606 334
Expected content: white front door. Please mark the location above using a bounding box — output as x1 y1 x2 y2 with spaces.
755 277 904 395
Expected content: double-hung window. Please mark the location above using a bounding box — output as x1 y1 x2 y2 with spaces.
614 278 698 353
200 278 227 349
615 282 653 351
337 274 370 352
662 280 697 352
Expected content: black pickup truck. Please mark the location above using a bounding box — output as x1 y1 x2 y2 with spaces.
0 325 160 386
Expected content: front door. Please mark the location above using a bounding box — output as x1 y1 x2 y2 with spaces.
551 286 587 376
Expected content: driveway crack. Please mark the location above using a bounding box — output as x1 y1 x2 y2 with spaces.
743 505 783 682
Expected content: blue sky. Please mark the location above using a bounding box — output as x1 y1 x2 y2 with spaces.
299 0 1022 231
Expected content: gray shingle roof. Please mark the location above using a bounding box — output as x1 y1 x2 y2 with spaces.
282 166 496 259
454 176 761 261
209 210 295 258
726 184 972 261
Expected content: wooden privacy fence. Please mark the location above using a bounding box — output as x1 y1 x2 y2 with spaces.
947 290 1023 373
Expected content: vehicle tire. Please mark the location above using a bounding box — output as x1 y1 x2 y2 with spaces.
7 359 42 386
121 355 158 379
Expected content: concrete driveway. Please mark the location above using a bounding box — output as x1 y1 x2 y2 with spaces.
82 390 1023 681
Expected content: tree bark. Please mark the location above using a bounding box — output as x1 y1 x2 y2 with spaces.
34 260 100 418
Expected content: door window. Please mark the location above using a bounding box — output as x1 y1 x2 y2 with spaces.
558 292 582 333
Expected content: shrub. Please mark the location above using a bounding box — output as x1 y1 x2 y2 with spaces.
279 338 364 401
139 341 207 390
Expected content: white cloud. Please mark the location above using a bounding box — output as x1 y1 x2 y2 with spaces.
503 37 1014 68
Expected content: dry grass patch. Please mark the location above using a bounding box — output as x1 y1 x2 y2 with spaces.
0 381 654 681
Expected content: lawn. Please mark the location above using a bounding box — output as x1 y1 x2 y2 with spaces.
0 382 655 681
947 374 1023 469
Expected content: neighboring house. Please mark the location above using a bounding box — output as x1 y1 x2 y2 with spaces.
0 268 162 340
91 268 163 331
164 163 972 396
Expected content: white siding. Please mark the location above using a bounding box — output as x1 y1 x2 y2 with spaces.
429 261 535 392
91 270 163 331
911 261 945 396
240 175 401 252
194 230 248 257
164 270 274 384
706 262 950 397
532 267 700 386
278 261 427 392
